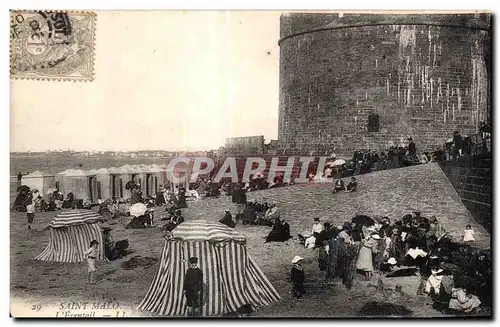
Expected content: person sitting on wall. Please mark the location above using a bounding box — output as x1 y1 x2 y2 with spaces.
333 179 345 193
452 131 463 159
346 177 357 193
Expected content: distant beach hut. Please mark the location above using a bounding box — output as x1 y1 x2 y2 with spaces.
108 166 131 199
138 220 281 316
35 209 105 263
21 171 55 199
93 168 110 200
61 169 99 202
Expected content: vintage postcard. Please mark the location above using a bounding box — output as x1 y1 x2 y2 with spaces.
10 10 492 318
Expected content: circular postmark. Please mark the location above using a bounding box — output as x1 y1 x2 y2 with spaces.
10 10 94 78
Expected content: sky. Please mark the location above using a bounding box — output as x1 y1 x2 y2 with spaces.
10 11 282 152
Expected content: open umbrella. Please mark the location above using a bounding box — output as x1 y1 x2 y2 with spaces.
351 215 375 227
130 203 148 217
331 159 346 166
446 138 453 144
17 185 30 193
46 188 57 194
252 172 264 180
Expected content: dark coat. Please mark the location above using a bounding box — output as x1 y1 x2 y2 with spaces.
219 212 235 228
184 267 204 308
232 189 247 204
266 221 291 243
291 265 305 297
177 188 188 208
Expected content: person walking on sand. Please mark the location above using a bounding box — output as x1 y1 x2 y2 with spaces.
291 255 306 301
83 240 99 284
26 201 34 230
184 257 204 317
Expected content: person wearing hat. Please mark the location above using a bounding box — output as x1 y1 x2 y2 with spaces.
379 257 398 273
183 257 204 316
290 256 305 301
164 210 185 232
312 217 324 236
332 179 345 193
231 183 247 222
346 177 357 193
426 215 446 249
356 234 380 280
219 209 236 228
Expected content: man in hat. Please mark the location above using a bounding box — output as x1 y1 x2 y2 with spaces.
346 177 357 192
183 257 204 317
231 184 247 222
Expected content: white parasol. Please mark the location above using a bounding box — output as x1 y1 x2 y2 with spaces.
46 188 58 194
129 203 148 217
326 159 346 167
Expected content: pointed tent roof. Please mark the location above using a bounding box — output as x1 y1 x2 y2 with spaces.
48 209 103 228
170 220 246 242
94 168 110 174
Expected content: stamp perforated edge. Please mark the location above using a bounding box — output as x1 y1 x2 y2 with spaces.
9 9 97 82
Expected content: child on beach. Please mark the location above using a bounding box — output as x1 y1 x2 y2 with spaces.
291 255 305 301
83 240 99 284
183 257 204 317
26 201 34 229
463 225 475 242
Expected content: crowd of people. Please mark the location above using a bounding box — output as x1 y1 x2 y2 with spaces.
290 211 490 314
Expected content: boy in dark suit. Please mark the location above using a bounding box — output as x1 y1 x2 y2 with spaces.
184 257 204 317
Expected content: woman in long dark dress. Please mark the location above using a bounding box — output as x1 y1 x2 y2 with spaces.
177 186 188 209
265 218 291 243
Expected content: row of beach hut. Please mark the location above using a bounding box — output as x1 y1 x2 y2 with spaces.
20 163 190 203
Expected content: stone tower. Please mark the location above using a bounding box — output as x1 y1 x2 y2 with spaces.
278 13 491 155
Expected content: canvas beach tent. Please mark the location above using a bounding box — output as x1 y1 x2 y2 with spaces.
35 209 105 263
138 220 281 316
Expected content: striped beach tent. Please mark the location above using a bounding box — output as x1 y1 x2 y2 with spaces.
35 209 105 263
138 220 281 316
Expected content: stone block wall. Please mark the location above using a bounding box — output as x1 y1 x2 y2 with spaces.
439 152 492 232
278 13 491 156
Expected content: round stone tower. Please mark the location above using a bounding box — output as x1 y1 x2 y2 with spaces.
278 13 491 155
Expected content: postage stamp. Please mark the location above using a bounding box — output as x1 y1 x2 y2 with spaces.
10 10 96 81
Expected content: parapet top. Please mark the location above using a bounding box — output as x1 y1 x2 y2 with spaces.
279 12 491 42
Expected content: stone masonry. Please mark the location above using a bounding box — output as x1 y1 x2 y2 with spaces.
278 13 491 155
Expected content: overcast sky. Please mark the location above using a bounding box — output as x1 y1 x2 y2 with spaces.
11 11 281 152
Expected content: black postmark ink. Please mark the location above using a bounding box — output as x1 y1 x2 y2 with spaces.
10 10 96 81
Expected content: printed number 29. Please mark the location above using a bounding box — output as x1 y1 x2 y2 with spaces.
31 305 41 312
